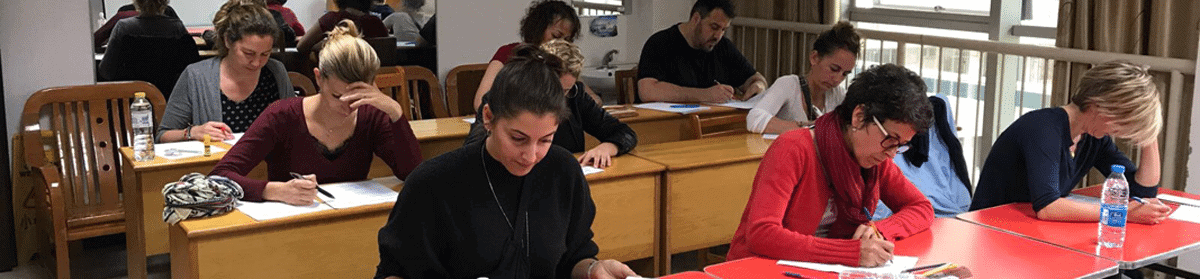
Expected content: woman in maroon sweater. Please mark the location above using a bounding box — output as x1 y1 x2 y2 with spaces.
727 64 935 267
212 20 420 205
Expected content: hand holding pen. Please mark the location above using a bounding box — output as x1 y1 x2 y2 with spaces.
192 121 234 141
708 79 735 102
1130 196 1172 224
290 172 336 200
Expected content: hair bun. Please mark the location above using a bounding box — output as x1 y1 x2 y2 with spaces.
327 19 361 40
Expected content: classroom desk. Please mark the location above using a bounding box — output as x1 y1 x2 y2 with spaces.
120 120 470 279
585 105 746 149
956 187 1200 270
630 133 772 273
659 271 716 278
701 218 1119 279
170 155 665 278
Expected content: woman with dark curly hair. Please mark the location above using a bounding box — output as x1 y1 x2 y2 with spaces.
473 0 585 110
727 64 935 267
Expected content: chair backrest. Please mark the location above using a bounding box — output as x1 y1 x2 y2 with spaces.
401 65 448 118
101 35 201 99
366 36 399 67
374 68 417 119
614 66 639 105
444 63 490 116
288 72 318 96
687 113 748 140
20 81 166 220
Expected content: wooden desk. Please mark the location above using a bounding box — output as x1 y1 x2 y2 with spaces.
121 119 469 278
631 133 772 273
170 177 402 279
171 155 665 278
584 106 748 149
702 218 1119 279
956 188 1200 270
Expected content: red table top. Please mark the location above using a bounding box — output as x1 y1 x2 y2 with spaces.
704 218 1117 279
659 271 717 279
957 188 1200 269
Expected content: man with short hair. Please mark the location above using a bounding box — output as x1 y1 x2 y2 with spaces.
636 0 767 103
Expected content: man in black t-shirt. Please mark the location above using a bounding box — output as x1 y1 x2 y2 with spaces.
635 0 767 103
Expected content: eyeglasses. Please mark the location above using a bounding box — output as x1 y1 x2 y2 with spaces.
872 116 910 154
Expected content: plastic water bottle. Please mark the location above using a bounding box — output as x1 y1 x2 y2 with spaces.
131 92 155 161
1097 164 1128 248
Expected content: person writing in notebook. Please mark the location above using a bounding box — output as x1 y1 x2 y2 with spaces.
635 0 767 103
727 64 935 267
465 41 637 168
375 48 638 279
747 22 860 134
210 20 421 205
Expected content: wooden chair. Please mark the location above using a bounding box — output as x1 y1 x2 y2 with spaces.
443 63 490 116
686 113 748 140
614 66 639 105
402 65 448 119
374 67 417 120
288 71 318 96
19 81 165 279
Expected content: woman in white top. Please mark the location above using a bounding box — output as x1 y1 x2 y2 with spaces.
747 22 861 134
382 0 428 43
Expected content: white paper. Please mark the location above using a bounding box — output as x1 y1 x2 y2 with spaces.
582 166 605 176
223 132 245 146
1169 205 1200 224
1159 194 1200 208
237 200 331 221
633 102 711 114
709 99 759 109
319 180 399 209
154 141 227 160
762 134 779 140
777 256 919 275
462 117 476 124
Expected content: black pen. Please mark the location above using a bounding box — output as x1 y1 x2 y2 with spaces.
903 262 948 273
289 172 335 199
783 271 812 279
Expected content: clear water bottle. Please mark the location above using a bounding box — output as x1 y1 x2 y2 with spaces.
131 92 155 161
1097 164 1128 248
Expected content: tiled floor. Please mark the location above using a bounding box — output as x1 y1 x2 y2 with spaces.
0 234 169 279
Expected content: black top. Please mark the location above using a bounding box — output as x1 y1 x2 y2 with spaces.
635 23 757 103
220 67 280 133
375 141 599 279
465 82 638 155
117 4 180 19
970 108 1157 212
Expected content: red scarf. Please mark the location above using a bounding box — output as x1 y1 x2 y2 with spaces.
813 112 881 238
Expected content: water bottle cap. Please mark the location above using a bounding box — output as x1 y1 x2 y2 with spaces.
1111 164 1125 173
134 92 146 98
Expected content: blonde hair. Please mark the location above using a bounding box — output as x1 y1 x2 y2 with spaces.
212 0 280 57
539 39 583 78
1071 60 1162 146
318 20 380 83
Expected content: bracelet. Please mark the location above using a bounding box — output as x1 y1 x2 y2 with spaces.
586 258 600 279
184 126 193 140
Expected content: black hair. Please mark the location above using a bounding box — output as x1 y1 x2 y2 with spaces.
487 45 571 123
519 0 581 44
834 64 933 132
403 0 425 10
266 0 285 5
690 0 736 19
813 21 861 57
335 0 371 12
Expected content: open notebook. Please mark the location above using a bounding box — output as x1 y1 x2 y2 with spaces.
236 176 401 221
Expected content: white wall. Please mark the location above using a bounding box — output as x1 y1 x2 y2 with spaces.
288 0 328 33
1183 57 1200 273
435 0 528 80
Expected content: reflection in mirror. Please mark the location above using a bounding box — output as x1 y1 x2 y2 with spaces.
575 0 629 16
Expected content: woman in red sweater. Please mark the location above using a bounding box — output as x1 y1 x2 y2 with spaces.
727 64 935 267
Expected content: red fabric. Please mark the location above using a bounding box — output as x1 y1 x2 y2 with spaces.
490 42 521 63
317 11 389 39
726 128 934 266
210 97 422 201
813 113 879 237
267 4 305 36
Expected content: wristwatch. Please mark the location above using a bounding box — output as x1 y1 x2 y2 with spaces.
184 126 193 140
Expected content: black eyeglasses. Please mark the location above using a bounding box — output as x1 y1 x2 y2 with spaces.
872 116 910 154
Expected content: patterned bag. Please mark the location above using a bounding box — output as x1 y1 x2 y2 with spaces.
162 173 244 225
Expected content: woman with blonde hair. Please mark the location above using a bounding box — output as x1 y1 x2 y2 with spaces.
158 0 292 143
211 20 421 205
972 60 1171 223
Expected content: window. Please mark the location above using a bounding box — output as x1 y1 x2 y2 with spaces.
575 0 625 16
868 0 991 15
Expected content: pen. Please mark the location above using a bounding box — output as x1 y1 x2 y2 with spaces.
290 172 335 199
863 207 892 265
670 104 700 108
903 263 948 273
921 263 958 277
783 271 812 279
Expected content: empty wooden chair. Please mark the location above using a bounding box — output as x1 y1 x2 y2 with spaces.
19 81 165 279
401 65 448 119
443 63 489 116
687 113 748 140
614 66 638 105
374 68 417 120
288 71 318 96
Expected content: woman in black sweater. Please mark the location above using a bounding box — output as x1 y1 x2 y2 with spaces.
465 41 637 168
376 45 639 279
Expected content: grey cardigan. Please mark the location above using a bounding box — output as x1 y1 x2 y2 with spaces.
157 57 294 141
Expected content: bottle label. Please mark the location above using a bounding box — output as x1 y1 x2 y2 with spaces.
132 110 153 129
1101 204 1127 228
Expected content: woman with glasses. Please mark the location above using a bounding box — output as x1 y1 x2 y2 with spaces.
726 64 935 267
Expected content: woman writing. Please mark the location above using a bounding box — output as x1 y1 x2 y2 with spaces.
747 22 860 134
